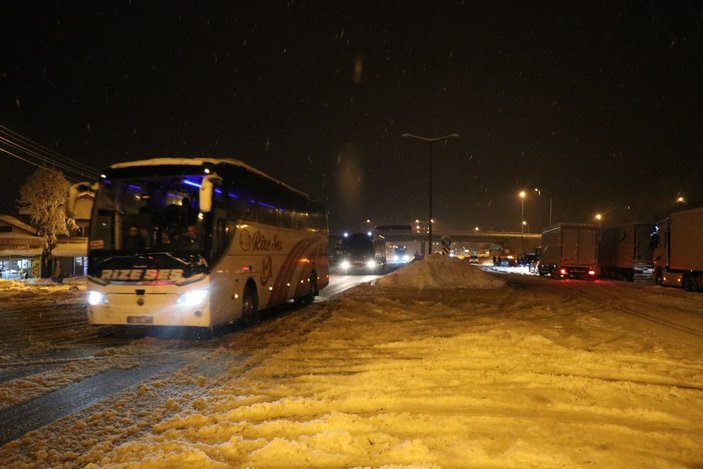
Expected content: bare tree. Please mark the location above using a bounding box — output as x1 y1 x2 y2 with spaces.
17 166 77 251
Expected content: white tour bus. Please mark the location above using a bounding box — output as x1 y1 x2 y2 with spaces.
66 157 329 329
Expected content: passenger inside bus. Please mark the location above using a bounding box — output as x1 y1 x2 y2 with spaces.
160 229 173 247
180 224 201 249
124 225 147 250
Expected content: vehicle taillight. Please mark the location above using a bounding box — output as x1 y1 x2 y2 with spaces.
559 268 567 275
588 270 596 276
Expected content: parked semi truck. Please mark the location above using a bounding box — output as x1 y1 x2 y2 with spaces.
652 207 703 291
538 223 598 279
598 223 655 282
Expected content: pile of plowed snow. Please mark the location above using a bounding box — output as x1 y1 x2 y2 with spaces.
377 254 506 289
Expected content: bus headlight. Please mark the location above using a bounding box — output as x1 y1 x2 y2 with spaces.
177 289 209 306
340 260 351 270
366 259 377 269
87 291 107 305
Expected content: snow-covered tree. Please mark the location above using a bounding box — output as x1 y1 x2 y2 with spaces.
17 166 77 251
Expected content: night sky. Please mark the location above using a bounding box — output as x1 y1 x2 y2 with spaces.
2 1 702 233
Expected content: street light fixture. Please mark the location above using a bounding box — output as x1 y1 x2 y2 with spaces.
594 205 631 226
402 132 459 254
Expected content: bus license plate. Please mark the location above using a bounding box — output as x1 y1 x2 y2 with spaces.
127 316 153 324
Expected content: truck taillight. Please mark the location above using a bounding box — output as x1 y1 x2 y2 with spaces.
588 270 596 276
560 268 567 275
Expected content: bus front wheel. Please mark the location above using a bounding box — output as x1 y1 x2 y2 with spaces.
240 283 260 326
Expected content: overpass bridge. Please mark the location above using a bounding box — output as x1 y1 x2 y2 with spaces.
331 229 541 258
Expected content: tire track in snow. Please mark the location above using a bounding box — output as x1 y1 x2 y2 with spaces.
569 282 703 338
0 354 196 446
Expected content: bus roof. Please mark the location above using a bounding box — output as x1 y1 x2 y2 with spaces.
107 157 311 199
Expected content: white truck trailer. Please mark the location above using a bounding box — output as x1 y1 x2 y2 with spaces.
652 207 703 291
538 223 599 279
598 223 655 282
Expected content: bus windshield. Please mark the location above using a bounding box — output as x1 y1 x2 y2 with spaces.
89 175 206 253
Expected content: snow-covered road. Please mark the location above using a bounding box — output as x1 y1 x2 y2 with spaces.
1 258 702 468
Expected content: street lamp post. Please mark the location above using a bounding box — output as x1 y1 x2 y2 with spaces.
519 190 526 233
402 133 459 255
533 188 553 227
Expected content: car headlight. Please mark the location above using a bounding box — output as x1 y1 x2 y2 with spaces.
340 260 351 270
402 254 410 262
366 259 377 269
177 289 209 306
87 290 107 305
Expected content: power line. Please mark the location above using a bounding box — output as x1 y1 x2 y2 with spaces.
0 123 100 181
0 135 96 181
0 124 98 175
0 132 99 179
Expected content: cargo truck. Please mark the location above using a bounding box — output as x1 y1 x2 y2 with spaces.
537 223 598 279
651 207 703 291
598 223 655 282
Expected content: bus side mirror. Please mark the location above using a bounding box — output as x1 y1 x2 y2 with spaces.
65 182 95 218
199 174 223 213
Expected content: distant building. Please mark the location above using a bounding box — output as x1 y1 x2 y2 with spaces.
51 190 92 278
51 237 88 278
0 209 90 279
0 215 45 279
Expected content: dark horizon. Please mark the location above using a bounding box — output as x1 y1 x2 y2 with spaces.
2 2 702 234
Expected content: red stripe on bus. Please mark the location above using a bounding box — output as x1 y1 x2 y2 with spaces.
267 236 319 307
267 237 313 306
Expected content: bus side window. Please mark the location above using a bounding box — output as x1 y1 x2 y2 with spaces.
255 179 280 226
229 180 256 222
292 209 305 230
279 188 295 229
306 201 323 231
214 217 227 255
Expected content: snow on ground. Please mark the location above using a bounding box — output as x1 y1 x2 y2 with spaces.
377 254 506 289
0 278 192 411
483 264 535 276
2 258 703 468
0 277 91 365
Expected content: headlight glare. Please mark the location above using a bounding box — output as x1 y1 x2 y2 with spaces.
340 260 351 270
366 259 377 269
87 291 106 305
177 289 209 306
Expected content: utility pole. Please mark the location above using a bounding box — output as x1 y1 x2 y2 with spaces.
402 133 459 255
